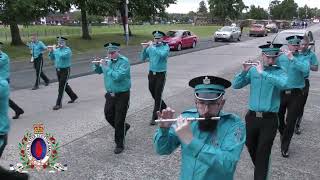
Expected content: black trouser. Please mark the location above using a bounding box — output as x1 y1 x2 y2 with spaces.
33 54 49 87
245 111 278 180
148 71 167 121
104 91 130 147
0 134 8 157
9 99 23 114
56 67 77 106
6 79 23 114
278 89 304 152
296 79 310 128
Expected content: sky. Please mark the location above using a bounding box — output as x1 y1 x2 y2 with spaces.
166 0 320 14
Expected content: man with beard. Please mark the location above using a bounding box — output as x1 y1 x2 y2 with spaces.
140 31 170 125
153 76 245 180
276 35 310 157
295 37 318 135
233 43 287 180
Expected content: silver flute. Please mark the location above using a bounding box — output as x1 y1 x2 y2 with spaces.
155 117 220 123
243 62 259 65
91 57 110 63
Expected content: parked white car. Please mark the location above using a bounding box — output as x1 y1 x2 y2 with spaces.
213 26 242 42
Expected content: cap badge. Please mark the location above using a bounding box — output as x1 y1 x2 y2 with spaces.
203 76 210 84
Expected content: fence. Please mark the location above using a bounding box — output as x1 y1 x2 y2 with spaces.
0 27 84 42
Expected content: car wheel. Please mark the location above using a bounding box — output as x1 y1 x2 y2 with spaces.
177 43 182 51
192 41 196 48
237 35 241 41
265 33 268 36
229 36 233 42
214 38 218 42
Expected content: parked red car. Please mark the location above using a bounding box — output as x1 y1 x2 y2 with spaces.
249 24 268 37
163 30 198 51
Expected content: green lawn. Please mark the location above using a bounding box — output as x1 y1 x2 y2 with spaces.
0 24 223 61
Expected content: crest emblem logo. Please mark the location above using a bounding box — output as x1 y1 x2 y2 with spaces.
203 76 210 85
10 123 67 173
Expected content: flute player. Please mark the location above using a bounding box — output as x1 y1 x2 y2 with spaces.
233 43 287 179
92 42 131 154
153 75 245 180
27 33 50 90
48 37 78 110
140 31 170 126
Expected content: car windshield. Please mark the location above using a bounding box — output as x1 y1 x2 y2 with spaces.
166 31 182 37
252 24 262 28
220 27 232 31
272 32 305 44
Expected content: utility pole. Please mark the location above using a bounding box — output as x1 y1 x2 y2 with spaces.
305 6 308 19
125 0 129 46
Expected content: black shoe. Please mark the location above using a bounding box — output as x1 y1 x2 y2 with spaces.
281 150 289 158
45 81 50 86
68 96 78 104
125 124 130 136
12 110 24 119
0 166 29 180
53 105 61 110
295 126 301 135
32 86 39 90
150 120 156 126
114 146 124 154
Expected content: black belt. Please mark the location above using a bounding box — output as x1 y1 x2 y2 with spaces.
282 88 302 95
248 110 277 118
149 71 166 75
106 91 129 97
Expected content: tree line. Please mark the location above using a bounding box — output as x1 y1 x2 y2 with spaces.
0 0 176 46
1 0 319 46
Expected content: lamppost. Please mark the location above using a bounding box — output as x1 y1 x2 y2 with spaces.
125 0 129 46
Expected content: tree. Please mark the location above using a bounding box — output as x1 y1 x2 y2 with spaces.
208 0 245 21
298 5 313 19
198 1 208 15
0 0 69 46
187 11 197 22
247 5 268 20
270 0 298 19
107 0 177 36
70 0 111 40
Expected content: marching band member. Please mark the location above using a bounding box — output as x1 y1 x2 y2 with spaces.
295 37 319 134
153 76 245 180
92 42 131 154
28 34 50 90
140 31 170 125
276 35 310 157
0 78 9 157
0 62 28 179
233 43 287 180
0 42 24 119
48 37 78 110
